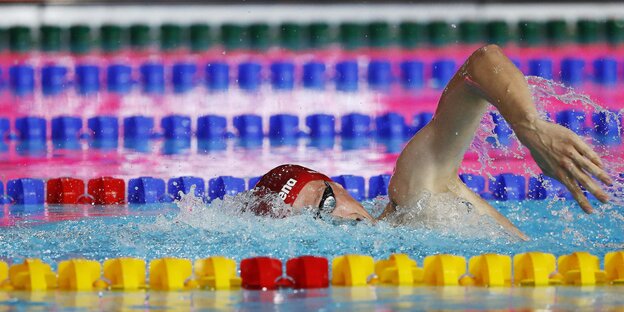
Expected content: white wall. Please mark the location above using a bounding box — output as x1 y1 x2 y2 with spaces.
0 3 622 27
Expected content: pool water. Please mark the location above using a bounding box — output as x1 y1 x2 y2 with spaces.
0 196 623 310
1 196 622 265
3 286 624 310
0 52 623 310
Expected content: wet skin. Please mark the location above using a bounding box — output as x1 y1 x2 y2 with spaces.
288 45 612 240
291 180 374 221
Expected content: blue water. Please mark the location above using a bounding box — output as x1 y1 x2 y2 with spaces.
0 75 623 311
2 286 624 310
0 195 621 266
1 196 623 310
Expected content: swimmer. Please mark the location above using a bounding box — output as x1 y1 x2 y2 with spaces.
251 45 613 240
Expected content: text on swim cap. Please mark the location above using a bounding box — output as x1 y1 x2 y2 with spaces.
279 178 297 200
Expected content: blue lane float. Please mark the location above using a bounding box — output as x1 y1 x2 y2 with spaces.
593 111 621 146
270 61 295 91
528 58 553 80
593 57 617 87
368 174 391 199
556 110 586 135
238 62 262 92
88 116 119 149
7 178 45 205
107 64 132 94
0 118 9 140
248 176 261 190
411 112 433 135
1 109 619 154
399 60 424 90
233 114 263 146
205 62 229 92
0 171 596 206
2 57 618 96
332 175 366 202
9 64 35 97
302 61 326 90
269 114 299 146
490 174 526 201
306 114 335 140
375 112 407 141
123 116 155 151
367 59 392 92
528 175 572 200
208 176 246 200
161 114 192 153
128 177 168 204
168 176 205 201
51 116 82 150
341 113 371 139
561 58 585 87
197 115 228 151
432 59 456 90
460 174 486 195
140 62 165 95
75 64 100 95
41 65 68 96
0 180 7 204
172 62 197 94
197 115 227 141
490 112 514 147
15 116 47 153
335 60 358 92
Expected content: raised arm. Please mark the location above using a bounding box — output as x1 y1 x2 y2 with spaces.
381 45 612 237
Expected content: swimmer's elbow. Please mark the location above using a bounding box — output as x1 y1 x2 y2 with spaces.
468 44 504 68
462 44 509 90
483 44 503 54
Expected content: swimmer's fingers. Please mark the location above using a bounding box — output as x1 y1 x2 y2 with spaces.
513 227 529 241
566 158 609 204
573 137 605 169
557 169 593 214
571 148 613 186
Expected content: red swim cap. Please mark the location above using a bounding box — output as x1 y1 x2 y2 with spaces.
252 164 331 215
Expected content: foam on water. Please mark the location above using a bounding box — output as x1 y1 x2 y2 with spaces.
382 191 513 239
0 191 621 267
0 199 624 263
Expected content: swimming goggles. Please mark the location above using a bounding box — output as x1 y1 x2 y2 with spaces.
317 181 337 218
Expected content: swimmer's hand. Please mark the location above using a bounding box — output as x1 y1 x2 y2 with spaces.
516 119 613 213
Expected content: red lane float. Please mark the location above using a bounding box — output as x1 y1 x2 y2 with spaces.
286 256 329 289
240 257 283 290
87 177 125 205
46 177 85 204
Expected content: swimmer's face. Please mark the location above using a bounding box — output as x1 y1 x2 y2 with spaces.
292 180 374 221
